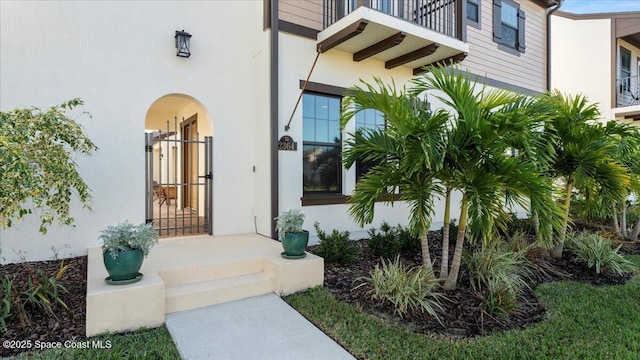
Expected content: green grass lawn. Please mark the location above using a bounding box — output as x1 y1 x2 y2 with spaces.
285 255 640 360
13 326 180 360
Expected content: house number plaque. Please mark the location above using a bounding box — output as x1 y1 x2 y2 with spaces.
278 135 297 151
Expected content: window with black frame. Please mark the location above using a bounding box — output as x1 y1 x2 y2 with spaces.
302 93 342 194
355 108 385 182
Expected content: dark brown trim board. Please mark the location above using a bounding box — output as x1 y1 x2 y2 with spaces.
354 32 406 62
301 193 402 206
263 0 271 30
270 0 279 240
386 43 439 69
279 20 319 40
301 194 348 206
413 52 467 75
317 20 369 53
299 80 347 96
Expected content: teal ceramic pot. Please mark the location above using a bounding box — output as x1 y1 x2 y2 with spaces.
103 249 144 281
282 231 309 257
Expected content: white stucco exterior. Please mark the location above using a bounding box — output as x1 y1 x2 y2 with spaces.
1 1 537 262
551 11 640 125
0 1 270 262
550 14 612 119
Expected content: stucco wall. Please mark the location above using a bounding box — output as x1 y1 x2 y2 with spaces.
550 15 613 120
276 32 530 242
0 1 269 262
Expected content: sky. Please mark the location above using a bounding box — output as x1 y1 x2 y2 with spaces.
561 0 640 14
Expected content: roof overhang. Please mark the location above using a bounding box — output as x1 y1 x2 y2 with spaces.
317 7 469 74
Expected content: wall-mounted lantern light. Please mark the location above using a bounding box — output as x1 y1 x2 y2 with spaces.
175 30 192 58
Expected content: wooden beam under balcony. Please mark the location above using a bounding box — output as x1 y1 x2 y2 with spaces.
385 43 439 69
624 114 640 121
413 52 468 75
317 20 369 53
353 32 406 62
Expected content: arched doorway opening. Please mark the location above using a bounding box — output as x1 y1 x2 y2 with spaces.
144 94 213 238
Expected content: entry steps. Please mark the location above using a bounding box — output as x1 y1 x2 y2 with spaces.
159 258 275 313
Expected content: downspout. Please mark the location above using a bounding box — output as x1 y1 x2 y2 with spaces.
546 0 563 91
270 0 279 240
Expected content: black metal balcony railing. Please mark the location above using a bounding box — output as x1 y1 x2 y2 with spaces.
617 75 640 107
323 0 463 41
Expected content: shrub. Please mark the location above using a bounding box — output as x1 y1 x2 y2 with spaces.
502 231 533 253
368 221 402 259
100 221 159 260
0 99 97 234
0 275 12 332
463 246 532 317
501 213 535 237
274 209 305 240
566 232 637 275
396 224 421 252
3 260 70 330
480 277 518 317
368 222 420 259
361 256 443 322
313 222 359 266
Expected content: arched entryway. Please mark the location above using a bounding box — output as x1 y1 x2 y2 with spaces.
144 94 214 237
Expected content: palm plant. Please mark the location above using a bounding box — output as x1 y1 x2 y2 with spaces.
410 67 562 289
341 68 561 290
542 91 631 257
603 122 640 241
340 78 448 273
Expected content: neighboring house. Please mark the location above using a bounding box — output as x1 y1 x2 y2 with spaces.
551 10 640 125
0 0 559 263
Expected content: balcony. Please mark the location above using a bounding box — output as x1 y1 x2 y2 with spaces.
318 0 469 74
617 75 640 108
615 75 640 121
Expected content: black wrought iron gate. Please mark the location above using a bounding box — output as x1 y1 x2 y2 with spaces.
145 118 213 237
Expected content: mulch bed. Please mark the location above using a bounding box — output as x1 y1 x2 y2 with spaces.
0 230 637 357
0 256 87 357
309 231 636 339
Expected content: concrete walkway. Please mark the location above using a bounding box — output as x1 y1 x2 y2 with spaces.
166 293 355 360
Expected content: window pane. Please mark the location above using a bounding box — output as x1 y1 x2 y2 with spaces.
328 97 340 123
501 24 517 48
356 109 385 131
316 119 329 143
501 3 518 27
467 2 478 22
328 120 341 144
303 116 315 142
315 96 329 119
621 48 631 73
355 109 385 182
303 145 340 192
302 94 315 118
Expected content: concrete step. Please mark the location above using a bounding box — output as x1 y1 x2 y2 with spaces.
164 272 275 313
158 258 264 287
